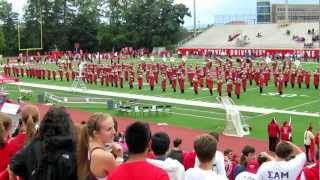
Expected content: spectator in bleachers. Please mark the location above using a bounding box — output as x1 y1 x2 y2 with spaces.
147 132 185 180
9 106 77 180
0 113 12 179
108 122 169 180
168 138 183 164
185 134 228 180
256 141 306 180
224 148 236 180
235 152 272 180
233 145 256 178
194 132 226 176
304 126 315 163
78 113 123 180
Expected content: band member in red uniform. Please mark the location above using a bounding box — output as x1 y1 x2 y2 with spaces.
52 70 56 80
305 71 311 89
280 121 292 141
20 68 24 77
241 74 247 92
193 75 199 94
227 79 233 97
259 74 265 94
171 74 177 92
47 69 51 80
148 73 155 91
71 71 76 81
93 73 97 85
42 69 45 79
268 118 280 152
59 69 63 81
199 75 204 88
129 74 134 89
119 73 124 88
113 72 118 88
178 75 185 94
277 74 284 95
138 73 143 90
314 70 319 89
105 73 110 87
283 68 290 87
65 71 70 82
161 74 167 92
100 75 105 86
206 75 214 95
297 71 304 88
217 78 223 96
235 78 241 99
290 71 296 88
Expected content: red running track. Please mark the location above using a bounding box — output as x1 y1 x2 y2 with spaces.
36 104 268 155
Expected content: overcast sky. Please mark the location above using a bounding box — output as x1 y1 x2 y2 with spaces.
8 0 320 27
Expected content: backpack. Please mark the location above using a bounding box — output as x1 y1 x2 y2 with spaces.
31 139 77 180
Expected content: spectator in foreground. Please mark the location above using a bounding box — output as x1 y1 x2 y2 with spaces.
194 132 226 176
78 113 123 180
233 145 256 178
256 141 306 180
147 132 185 180
185 134 228 180
108 121 169 180
235 152 273 180
9 106 77 180
168 138 183 164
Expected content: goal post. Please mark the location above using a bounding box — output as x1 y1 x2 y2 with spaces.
217 96 250 137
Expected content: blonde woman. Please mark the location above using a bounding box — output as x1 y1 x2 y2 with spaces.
78 113 123 180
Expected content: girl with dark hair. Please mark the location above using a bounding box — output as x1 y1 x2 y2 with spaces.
78 113 123 180
9 106 77 180
233 145 256 178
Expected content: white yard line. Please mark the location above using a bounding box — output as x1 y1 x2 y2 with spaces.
282 99 320 111
9 82 320 118
168 112 225 121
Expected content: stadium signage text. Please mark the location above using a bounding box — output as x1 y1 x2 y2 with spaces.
178 48 319 58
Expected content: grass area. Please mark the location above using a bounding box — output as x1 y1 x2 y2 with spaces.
3 58 320 145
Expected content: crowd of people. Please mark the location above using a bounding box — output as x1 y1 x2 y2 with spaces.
3 52 320 99
0 103 319 180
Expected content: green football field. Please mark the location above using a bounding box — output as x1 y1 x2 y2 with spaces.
2 58 320 145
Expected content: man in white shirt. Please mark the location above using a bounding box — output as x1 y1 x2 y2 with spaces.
256 141 306 180
185 135 228 180
147 132 185 180
304 126 315 162
194 132 226 176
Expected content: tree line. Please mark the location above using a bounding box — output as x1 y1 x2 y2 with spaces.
0 0 190 56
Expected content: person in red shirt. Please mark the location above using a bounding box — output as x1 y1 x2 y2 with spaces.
129 74 134 89
65 71 70 82
241 74 247 92
227 79 233 97
71 71 76 81
277 74 284 95
259 74 264 94
52 70 56 80
171 75 177 92
193 76 199 95
315 131 320 160
217 78 223 96
178 75 185 94
313 70 319 89
138 73 143 90
305 71 311 89
290 71 296 88
280 121 292 141
108 122 169 180
161 74 167 92
148 73 155 91
299 161 319 180
59 69 63 81
267 118 280 152
235 79 241 99
206 75 214 95
297 71 304 89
